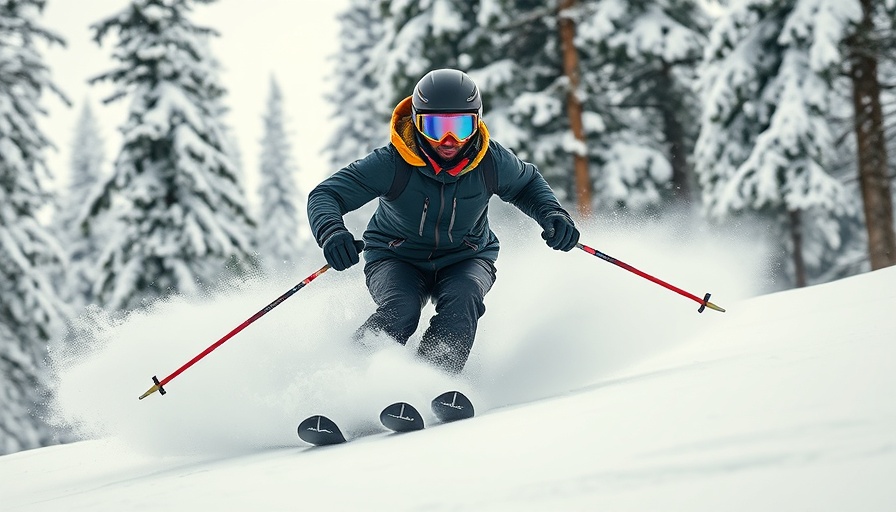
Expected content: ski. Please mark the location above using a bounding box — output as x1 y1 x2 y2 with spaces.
297 415 346 446
297 391 474 446
380 402 425 432
431 390 475 423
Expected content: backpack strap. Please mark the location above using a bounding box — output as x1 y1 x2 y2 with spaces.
385 150 497 202
480 151 497 195
384 156 413 202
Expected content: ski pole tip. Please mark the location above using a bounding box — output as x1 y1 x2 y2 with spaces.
138 376 166 400
704 301 726 313
138 386 158 400
698 292 726 313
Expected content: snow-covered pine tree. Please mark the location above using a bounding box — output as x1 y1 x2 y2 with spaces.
223 126 247 193
696 0 860 287
371 0 498 107
257 76 305 272
470 1 577 203
438 0 707 217
84 0 257 312
327 0 388 167
0 0 71 454
577 0 709 211
54 100 106 308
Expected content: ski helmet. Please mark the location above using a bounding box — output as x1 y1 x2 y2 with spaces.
411 69 482 117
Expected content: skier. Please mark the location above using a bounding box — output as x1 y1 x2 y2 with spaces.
308 68 579 373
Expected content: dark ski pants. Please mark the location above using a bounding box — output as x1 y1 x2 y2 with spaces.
356 257 497 373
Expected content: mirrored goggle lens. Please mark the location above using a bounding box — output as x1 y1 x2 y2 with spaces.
417 114 477 142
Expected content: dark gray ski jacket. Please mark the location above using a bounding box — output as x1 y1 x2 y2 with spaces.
308 96 573 271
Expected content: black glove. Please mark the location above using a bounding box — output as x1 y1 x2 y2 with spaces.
541 215 580 252
322 230 362 271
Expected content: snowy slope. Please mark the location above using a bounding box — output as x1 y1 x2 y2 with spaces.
2 227 895 511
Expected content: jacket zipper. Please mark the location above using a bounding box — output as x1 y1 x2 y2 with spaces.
434 184 446 250
448 197 457 243
418 197 429 237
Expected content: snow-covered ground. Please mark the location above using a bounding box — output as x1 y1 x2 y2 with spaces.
2 220 895 511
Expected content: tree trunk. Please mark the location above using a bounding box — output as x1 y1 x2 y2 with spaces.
558 0 592 217
848 0 896 270
659 63 691 204
789 209 807 288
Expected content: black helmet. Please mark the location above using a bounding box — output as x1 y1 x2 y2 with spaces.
412 69 482 117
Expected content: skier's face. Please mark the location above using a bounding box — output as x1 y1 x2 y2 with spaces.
424 133 467 160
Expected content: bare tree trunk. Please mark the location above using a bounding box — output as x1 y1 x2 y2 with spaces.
558 0 592 217
789 209 807 288
848 0 896 270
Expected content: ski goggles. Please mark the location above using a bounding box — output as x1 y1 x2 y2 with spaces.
415 113 478 143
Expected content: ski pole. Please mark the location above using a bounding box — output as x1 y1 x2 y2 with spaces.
138 241 364 400
576 243 725 313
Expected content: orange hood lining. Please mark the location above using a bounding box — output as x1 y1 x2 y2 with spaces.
390 96 490 175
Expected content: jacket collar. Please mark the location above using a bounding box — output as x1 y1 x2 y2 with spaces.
390 96 490 176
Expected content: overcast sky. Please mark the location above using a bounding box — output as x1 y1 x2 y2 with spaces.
39 1 348 204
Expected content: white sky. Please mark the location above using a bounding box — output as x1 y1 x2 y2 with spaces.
39 0 349 205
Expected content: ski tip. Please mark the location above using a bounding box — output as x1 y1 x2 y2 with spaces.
297 415 347 446
380 402 425 432
431 391 474 423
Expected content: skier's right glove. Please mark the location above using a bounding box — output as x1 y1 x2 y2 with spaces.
322 230 361 271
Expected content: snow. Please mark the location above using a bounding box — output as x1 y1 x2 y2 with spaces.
2 222 895 511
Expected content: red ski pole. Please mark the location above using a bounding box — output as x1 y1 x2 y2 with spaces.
138 242 363 400
576 243 725 313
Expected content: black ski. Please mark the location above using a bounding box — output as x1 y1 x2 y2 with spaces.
297 415 346 446
380 402 425 432
431 390 475 422
298 391 474 445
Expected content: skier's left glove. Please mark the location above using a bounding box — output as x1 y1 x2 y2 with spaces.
541 214 580 252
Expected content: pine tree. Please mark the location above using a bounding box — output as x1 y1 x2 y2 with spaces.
84 0 257 312
431 0 708 217
0 0 70 454
473 1 575 203
696 0 860 287
577 0 709 210
257 76 305 272
54 100 106 307
327 0 388 167
371 0 498 108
